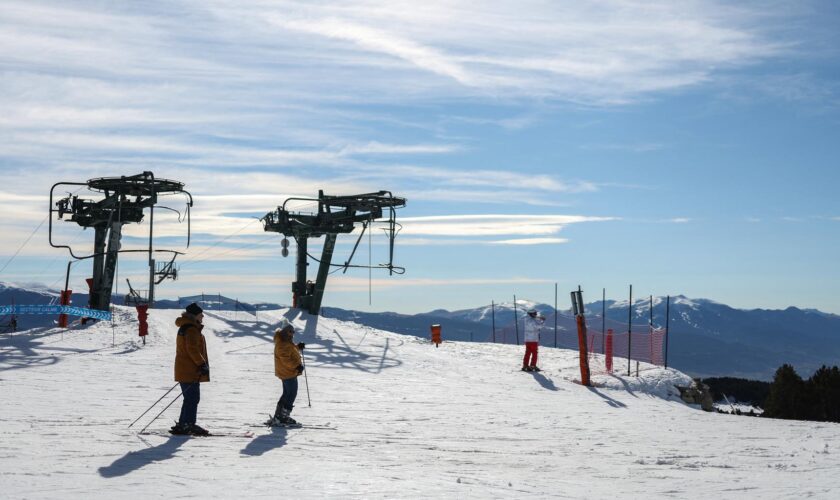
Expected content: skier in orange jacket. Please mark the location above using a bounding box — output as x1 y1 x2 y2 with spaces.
170 302 210 436
266 318 305 426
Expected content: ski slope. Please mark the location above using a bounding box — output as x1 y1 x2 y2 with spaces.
1 306 839 498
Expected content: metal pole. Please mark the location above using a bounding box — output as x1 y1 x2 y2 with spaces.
148 258 155 307
138 380 200 434
128 382 179 428
301 348 312 407
665 295 671 369
627 284 632 376
554 283 558 348
649 294 654 368
513 294 519 346
649 295 653 327
602 288 606 353
148 205 155 307
491 300 496 343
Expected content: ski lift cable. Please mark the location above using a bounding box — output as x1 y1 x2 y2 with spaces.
0 185 87 276
303 250 405 273
178 217 261 265
155 205 184 222
0 216 47 276
179 231 275 269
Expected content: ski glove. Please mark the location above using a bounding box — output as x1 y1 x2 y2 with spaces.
296 364 304 374
296 342 306 350
198 363 210 376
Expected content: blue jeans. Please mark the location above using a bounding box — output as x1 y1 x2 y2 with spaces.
178 382 200 425
275 378 298 416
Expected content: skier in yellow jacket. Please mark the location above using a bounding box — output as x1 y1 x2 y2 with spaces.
266 318 305 426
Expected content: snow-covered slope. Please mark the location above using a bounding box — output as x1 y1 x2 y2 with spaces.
1 307 838 498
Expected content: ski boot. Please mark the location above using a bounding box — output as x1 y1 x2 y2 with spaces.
265 414 284 427
188 423 210 436
280 408 300 427
530 366 541 372
169 422 191 435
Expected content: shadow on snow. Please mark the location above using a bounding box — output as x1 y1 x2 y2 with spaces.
98 436 186 478
240 427 288 456
205 309 403 374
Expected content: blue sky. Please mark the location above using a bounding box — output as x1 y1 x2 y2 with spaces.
1 1 839 314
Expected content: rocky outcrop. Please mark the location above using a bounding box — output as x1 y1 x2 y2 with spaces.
677 379 714 411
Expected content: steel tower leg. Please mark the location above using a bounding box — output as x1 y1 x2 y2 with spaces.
310 234 337 315
98 222 123 311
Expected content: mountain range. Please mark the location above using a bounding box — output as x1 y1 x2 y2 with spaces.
2 281 838 380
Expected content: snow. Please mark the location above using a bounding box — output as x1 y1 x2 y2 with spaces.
2 306 839 498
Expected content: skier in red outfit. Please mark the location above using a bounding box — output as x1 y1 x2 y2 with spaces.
522 308 545 372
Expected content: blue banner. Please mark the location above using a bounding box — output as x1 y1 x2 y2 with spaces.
0 304 112 321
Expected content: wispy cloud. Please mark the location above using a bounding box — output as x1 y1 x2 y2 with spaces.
580 143 666 153
399 214 615 237
249 0 788 102
488 238 569 245
327 275 554 291
0 0 810 301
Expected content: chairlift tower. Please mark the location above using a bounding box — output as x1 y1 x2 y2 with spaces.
261 190 406 316
50 171 193 311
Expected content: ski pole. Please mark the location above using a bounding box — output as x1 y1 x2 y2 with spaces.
301 348 312 407
137 378 200 434
128 382 179 428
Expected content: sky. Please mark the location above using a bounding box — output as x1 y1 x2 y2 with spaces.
1 0 839 314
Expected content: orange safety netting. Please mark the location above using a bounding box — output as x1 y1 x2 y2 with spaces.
489 310 667 374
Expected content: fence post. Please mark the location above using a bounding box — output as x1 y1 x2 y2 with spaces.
513 294 519 346
601 288 606 353
627 284 632 376
571 288 590 386
554 283 558 348
665 295 671 369
491 300 496 343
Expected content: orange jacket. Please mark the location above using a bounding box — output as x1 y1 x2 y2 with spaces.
174 314 209 383
274 331 301 380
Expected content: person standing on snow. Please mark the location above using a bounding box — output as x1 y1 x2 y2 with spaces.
522 308 545 372
266 318 306 426
170 302 211 436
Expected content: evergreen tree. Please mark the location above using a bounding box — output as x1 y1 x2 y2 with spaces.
763 364 805 419
807 365 840 422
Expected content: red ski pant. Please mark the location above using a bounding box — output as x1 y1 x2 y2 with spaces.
523 341 539 367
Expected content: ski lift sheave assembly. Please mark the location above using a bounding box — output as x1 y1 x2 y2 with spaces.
261 190 406 316
49 171 193 313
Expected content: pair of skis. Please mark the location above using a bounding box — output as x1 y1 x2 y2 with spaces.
139 421 335 439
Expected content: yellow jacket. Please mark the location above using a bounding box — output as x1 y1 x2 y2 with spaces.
274 332 301 380
174 314 209 383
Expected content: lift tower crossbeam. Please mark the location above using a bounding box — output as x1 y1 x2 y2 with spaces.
49 171 192 312
261 190 406 316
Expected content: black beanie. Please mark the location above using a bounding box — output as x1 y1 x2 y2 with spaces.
185 302 203 316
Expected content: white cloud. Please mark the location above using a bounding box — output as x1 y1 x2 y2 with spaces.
0 0 802 280
580 143 666 153
326 275 554 291
488 238 569 245
399 214 615 237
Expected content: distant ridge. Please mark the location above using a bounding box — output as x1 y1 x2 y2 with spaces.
3 281 839 380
